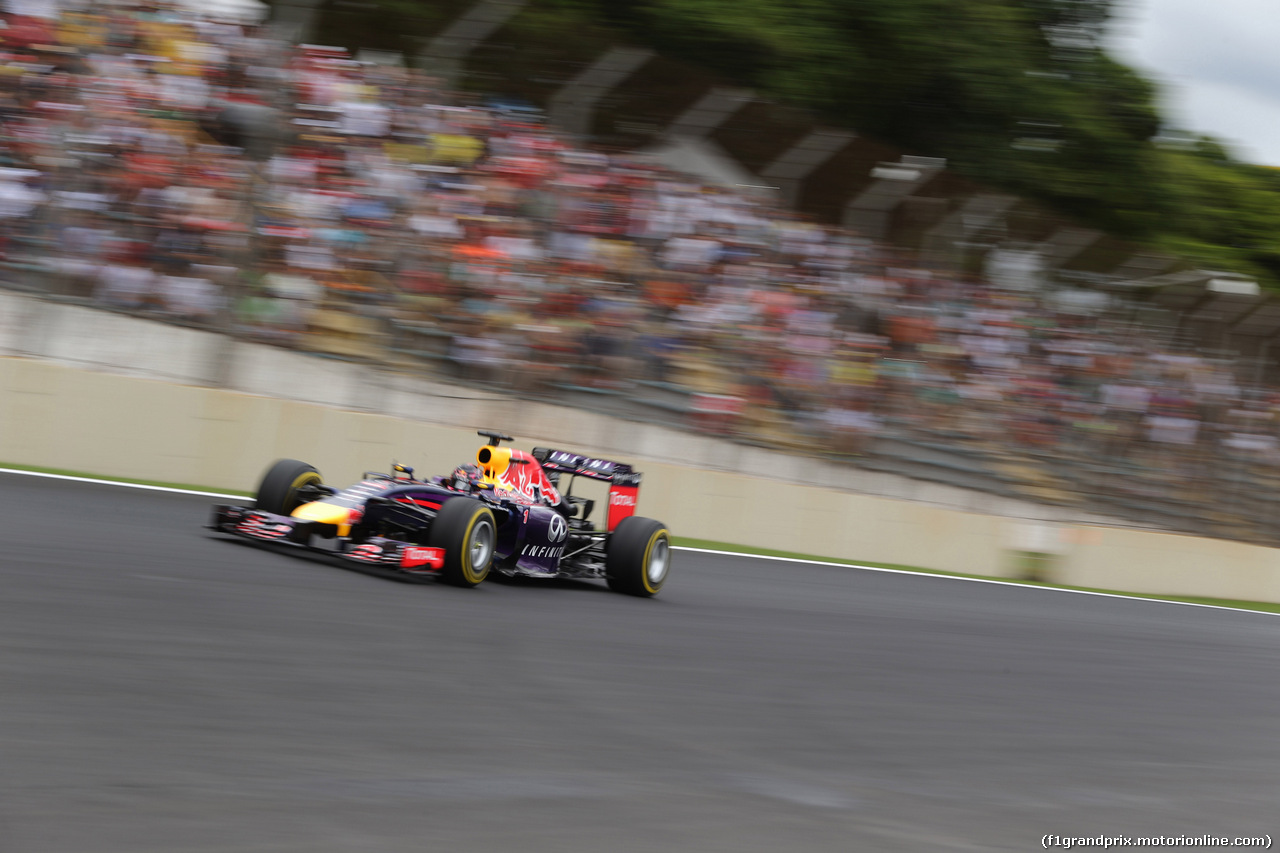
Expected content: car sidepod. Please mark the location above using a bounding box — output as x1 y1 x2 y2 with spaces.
513 505 570 574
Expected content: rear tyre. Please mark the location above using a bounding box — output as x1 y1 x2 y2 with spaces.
255 459 322 515
429 498 497 587
606 516 670 597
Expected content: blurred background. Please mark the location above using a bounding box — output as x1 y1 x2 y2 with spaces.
6 0 1280 544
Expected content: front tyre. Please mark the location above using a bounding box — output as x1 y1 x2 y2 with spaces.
606 516 670 597
255 459 323 515
429 498 497 587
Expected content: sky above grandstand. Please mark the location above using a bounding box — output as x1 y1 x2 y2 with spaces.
1107 0 1280 166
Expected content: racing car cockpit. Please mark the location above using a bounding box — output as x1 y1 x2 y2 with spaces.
446 464 484 493
381 432 616 529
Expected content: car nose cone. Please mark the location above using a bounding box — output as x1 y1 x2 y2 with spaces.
292 501 353 535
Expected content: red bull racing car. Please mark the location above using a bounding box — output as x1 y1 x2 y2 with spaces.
209 430 671 596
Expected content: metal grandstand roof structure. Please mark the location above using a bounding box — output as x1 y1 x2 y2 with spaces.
1107 270 1280 342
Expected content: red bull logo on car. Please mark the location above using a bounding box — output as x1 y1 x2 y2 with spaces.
476 445 561 506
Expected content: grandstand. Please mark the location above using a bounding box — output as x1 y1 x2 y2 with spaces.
4 0 1280 544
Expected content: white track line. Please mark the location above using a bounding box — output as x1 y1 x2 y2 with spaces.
2 466 1274 616
0 468 245 499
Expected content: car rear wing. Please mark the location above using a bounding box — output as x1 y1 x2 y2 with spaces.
532 448 642 531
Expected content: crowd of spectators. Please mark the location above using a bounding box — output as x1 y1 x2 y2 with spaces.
6 0 1280 530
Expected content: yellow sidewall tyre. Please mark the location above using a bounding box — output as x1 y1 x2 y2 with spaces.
256 459 323 515
429 498 497 587
606 516 670 597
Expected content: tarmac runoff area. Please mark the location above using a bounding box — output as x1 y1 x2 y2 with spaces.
2 470 1279 852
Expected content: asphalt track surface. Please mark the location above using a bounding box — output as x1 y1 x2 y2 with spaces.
3 472 1280 852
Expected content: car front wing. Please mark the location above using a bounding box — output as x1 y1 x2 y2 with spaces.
209 504 446 574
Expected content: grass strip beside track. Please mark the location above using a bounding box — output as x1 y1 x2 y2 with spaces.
4 462 1278 616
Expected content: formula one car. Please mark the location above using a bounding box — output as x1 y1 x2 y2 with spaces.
209 430 671 596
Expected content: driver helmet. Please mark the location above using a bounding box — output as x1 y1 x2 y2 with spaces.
450 464 482 491
392 463 415 481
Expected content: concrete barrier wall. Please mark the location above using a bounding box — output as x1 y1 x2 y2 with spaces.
0 357 493 497
1055 528 1280 603
4 289 1280 603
